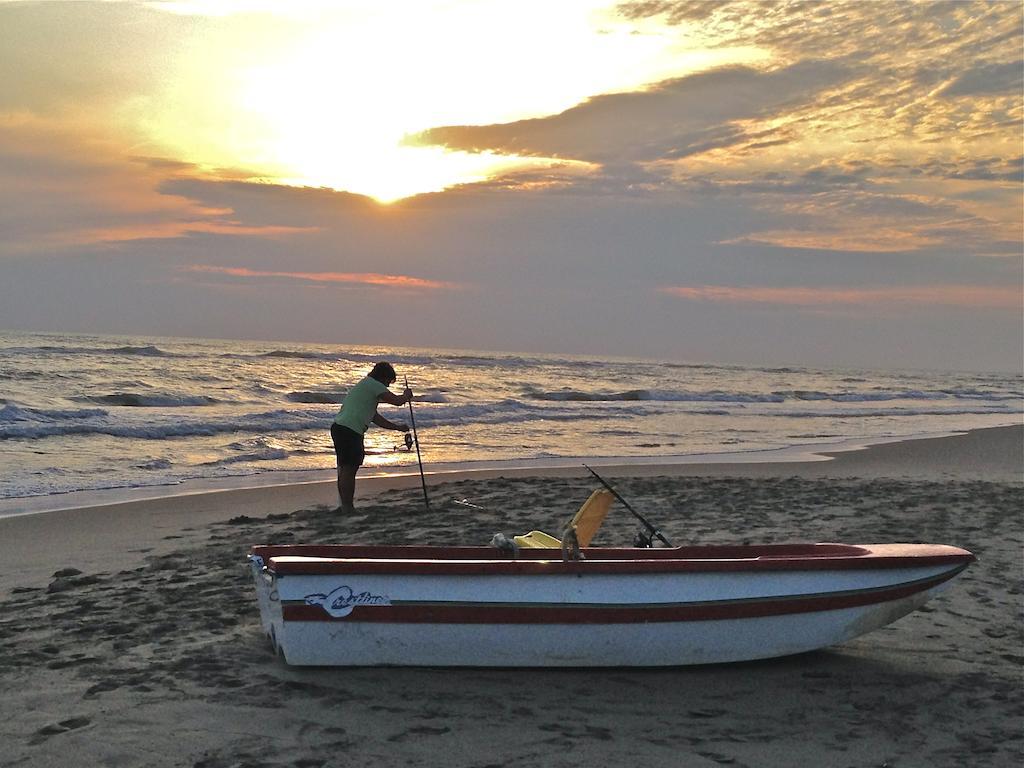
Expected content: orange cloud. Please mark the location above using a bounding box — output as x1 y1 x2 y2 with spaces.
659 284 1022 309
720 228 943 254
184 265 458 290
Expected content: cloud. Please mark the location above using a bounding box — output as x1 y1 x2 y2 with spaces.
413 60 851 164
617 0 729 24
0 119 318 255
182 265 460 290
409 1 1020 259
74 220 315 245
675 163 1020 254
0 1 192 115
618 1 1022 69
937 60 1024 98
614 1 1023 151
919 156 1024 183
159 178 383 227
659 283 1022 310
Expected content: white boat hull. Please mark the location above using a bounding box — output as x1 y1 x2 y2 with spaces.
249 543 971 667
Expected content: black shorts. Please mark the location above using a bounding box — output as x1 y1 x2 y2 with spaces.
331 423 365 467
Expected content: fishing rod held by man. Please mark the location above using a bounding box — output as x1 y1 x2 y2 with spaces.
405 375 430 512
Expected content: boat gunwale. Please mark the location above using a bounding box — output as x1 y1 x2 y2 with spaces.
252 543 974 576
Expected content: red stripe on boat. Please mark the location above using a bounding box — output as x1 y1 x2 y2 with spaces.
280 566 965 625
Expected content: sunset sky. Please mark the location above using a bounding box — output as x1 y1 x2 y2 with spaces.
1 0 1021 371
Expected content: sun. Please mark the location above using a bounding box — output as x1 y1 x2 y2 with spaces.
140 1 767 202
233 54 547 203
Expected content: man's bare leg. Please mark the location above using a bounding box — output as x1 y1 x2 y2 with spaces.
338 463 358 512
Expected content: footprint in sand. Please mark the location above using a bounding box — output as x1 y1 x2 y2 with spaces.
387 725 451 742
30 716 91 744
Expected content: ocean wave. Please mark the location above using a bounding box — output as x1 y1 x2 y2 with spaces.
413 391 450 404
73 393 221 407
525 386 1024 405
110 345 171 357
261 350 344 361
0 406 330 440
1 403 108 425
530 389 652 402
203 448 290 466
3 398 627 439
204 436 296 466
134 458 173 470
774 389 946 402
287 391 346 404
417 399 658 427
225 347 574 370
776 405 1022 419
940 387 1023 401
286 389 448 404
662 362 729 371
0 369 62 380
526 388 785 403
778 388 1022 403
251 349 439 366
15 344 178 358
432 352 611 370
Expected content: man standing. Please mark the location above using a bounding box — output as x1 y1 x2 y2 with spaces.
331 361 412 512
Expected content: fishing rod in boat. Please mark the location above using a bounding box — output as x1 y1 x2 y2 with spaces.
583 465 673 548
405 376 430 512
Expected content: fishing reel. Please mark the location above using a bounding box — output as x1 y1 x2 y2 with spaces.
634 529 672 548
633 529 654 548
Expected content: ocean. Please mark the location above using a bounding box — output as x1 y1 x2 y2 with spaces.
1 330 1020 508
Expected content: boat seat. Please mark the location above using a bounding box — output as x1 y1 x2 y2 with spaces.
512 530 563 548
513 489 614 549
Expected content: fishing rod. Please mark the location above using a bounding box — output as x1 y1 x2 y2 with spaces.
583 464 673 547
405 376 430 512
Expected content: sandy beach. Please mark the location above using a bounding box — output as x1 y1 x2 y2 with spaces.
0 425 1021 767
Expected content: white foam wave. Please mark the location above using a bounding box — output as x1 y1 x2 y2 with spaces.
0 403 108 425
0 406 330 440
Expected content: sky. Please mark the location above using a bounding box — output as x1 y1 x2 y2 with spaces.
1 0 1021 372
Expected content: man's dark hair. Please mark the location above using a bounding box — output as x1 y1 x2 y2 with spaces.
369 361 397 384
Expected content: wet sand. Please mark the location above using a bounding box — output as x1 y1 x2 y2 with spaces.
0 426 1021 767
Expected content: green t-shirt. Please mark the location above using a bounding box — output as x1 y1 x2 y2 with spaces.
334 376 389 433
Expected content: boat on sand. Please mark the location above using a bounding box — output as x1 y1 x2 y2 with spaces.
248 539 973 667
